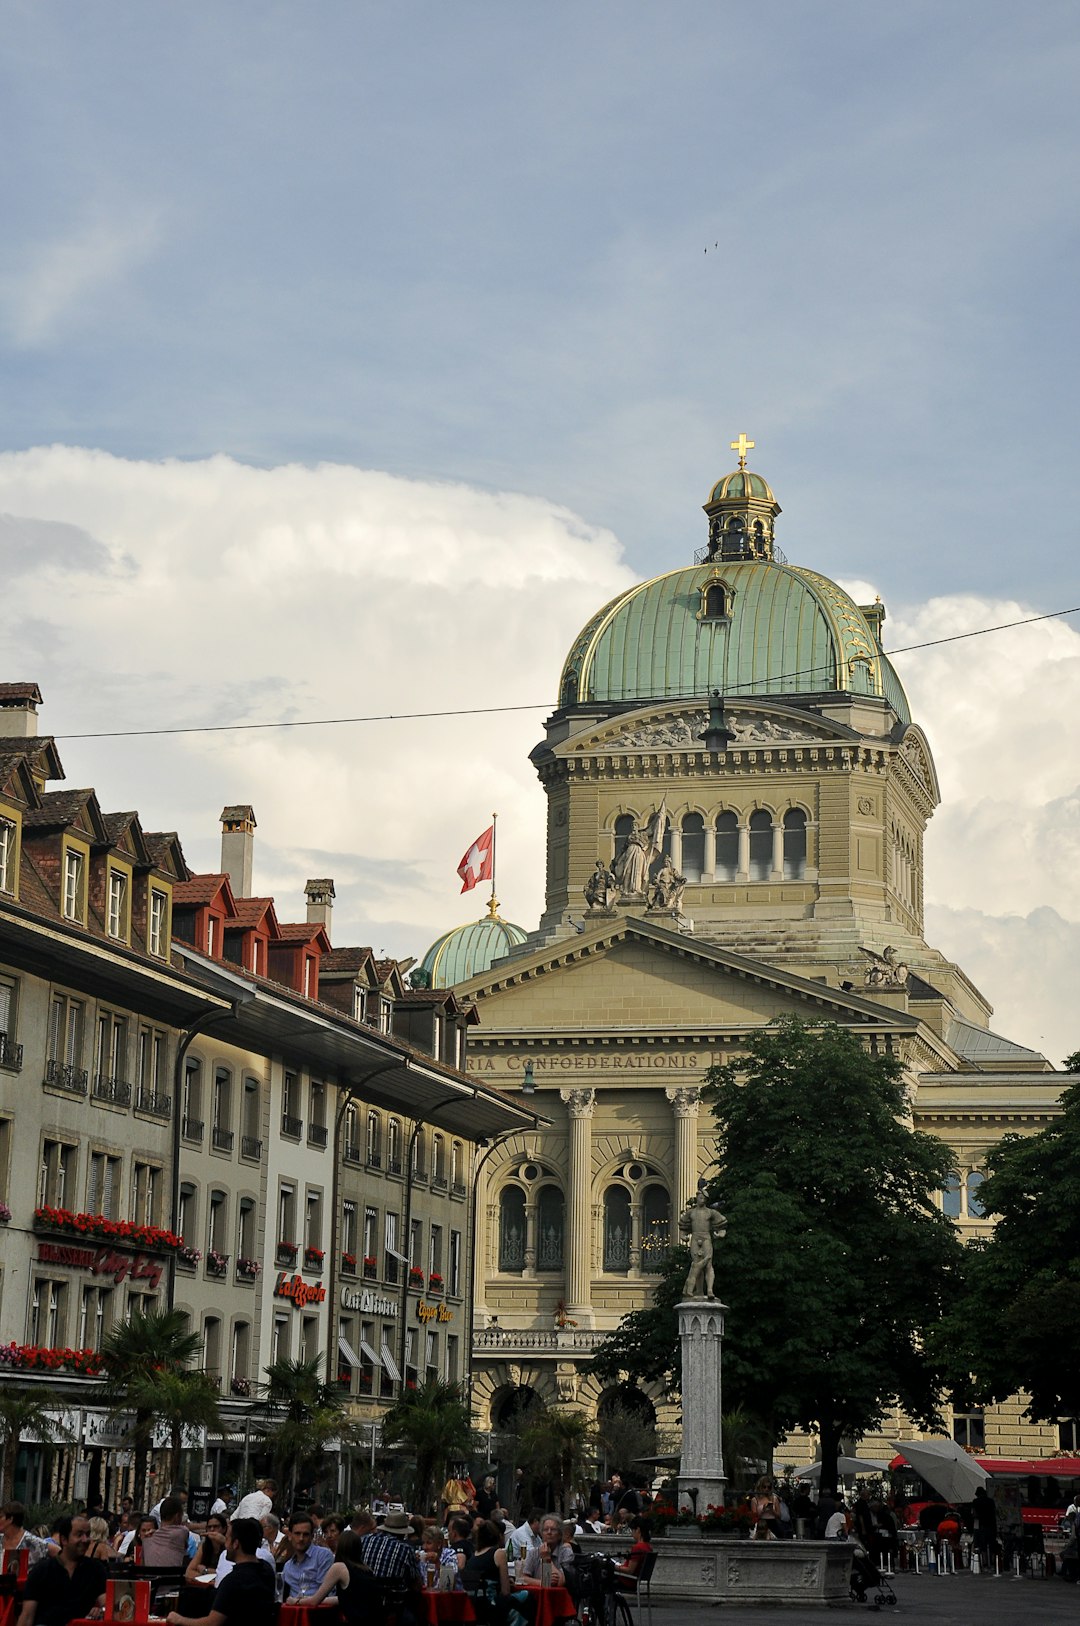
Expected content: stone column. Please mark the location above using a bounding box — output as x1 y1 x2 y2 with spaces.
666 1086 702 1214
771 820 785 880
701 825 716 883
560 1088 595 1325
677 1297 727 1512
668 826 683 873
737 820 750 881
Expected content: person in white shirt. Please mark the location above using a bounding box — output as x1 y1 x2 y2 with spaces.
215 1536 277 1581
506 1510 543 1562
233 1479 276 1522
825 1506 850 1539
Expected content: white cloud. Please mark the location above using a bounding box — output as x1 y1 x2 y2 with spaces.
0 447 1076 1063
0 214 161 346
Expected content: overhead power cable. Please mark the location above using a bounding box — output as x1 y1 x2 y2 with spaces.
54 604 1080 741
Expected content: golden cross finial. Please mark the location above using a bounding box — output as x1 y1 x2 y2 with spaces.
730 432 755 470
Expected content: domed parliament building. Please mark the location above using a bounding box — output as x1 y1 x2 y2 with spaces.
422 440 1068 1461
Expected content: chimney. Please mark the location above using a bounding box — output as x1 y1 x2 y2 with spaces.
0 682 43 738
220 805 256 897
305 878 335 937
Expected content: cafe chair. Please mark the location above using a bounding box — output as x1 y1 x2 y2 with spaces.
621 1553 657 1626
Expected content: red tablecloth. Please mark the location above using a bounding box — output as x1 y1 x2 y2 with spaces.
279 1605 339 1626
422 1580 575 1626
0 1597 16 1626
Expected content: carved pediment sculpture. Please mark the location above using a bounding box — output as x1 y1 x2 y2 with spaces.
604 708 824 751
860 945 910 988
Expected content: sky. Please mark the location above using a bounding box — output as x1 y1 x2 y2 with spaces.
1 2 1078 1064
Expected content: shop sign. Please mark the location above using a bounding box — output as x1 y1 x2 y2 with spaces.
37 1241 164 1290
416 1299 452 1324
340 1285 397 1316
274 1272 326 1308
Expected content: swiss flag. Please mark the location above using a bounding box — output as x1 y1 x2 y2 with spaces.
457 825 494 893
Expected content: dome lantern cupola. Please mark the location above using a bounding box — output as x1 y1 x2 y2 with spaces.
700 432 782 564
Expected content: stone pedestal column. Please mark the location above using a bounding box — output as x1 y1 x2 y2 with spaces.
737 821 750 881
560 1088 595 1325
677 1297 727 1512
666 1086 702 1215
701 826 716 883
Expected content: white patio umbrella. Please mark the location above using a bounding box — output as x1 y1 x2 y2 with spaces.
796 1455 892 1480
890 1439 990 1504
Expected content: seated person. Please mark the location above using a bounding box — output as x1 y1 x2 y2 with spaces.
19 1515 107 1626
522 1517 566 1585
308 1530 381 1623
281 1512 334 1599
614 1518 652 1591
167 1519 275 1626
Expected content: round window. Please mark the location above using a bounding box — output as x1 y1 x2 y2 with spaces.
521 1163 540 1182
626 1162 645 1182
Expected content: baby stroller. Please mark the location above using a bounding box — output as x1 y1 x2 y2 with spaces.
850 1546 898 1609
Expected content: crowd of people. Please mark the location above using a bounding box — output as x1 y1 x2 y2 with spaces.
2 1472 654 1626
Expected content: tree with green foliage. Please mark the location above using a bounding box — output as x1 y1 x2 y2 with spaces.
381 1378 473 1515
936 1071 1080 1426
0 1384 71 1500
98 1307 217 1501
516 1405 597 1515
592 1017 963 1494
260 1355 354 1505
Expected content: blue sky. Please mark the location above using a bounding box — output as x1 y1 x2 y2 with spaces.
1 2 1079 1060
3 2 1078 599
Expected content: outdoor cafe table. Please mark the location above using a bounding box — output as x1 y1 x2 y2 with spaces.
422 1579 576 1626
279 1602 339 1626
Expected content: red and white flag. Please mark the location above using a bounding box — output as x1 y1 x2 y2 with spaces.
457 825 494 893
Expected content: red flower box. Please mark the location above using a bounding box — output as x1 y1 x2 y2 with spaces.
34 1206 183 1253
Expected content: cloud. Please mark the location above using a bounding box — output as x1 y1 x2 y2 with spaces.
0 446 1075 1066
0 214 161 346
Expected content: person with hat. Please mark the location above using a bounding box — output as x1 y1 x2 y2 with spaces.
361 1511 422 1586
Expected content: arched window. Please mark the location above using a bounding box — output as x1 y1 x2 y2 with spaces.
562 673 578 708
966 1170 986 1218
451 1140 463 1189
681 813 705 882
702 583 727 619
642 1185 670 1273
603 1186 631 1273
366 1111 381 1167
715 811 739 882
748 809 773 881
343 1101 360 1159
432 1134 445 1182
783 808 807 880
537 1186 565 1271
941 1172 962 1219
614 814 635 866
388 1118 402 1174
498 1187 526 1273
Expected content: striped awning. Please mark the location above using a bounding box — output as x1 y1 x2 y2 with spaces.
359 1338 380 1366
380 1337 401 1382
338 1333 363 1368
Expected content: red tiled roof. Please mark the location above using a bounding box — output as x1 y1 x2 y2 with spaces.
0 682 42 703
174 873 232 906
142 832 189 876
101 811 139 844
226 897 278 931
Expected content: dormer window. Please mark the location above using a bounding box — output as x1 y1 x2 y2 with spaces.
698 579 730 621
63 848 85 922
0 818 15 895
353 986 367 1023
107 870 128 940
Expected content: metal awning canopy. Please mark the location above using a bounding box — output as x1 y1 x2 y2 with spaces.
0 904 234 1027
177 948 541 1141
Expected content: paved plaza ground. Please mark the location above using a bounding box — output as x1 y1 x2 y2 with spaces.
647 1570 1079 1622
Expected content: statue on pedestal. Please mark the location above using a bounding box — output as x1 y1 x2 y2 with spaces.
612 801 668 899
680 1187 727 1299
583 859 618 912
649 856 686 912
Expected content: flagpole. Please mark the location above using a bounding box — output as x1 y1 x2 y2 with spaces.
489 812 498 918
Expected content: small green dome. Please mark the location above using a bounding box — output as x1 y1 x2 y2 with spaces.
707 469 775 505
418 908 528 988
559 560 910 721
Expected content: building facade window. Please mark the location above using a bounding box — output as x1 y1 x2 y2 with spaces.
237 1196 256 1260
363 1206 378 1264
449 1230 462 1297
177 1182 196 1246
1058 1419 1080 1452
367 1111 381 1167
536 1186 565 1271
388 1119 402 1175
941 1172 962 1219
39 1139 75 1208
342 1199 357 1258
0 819 16 895
642 1184 671 1272
603 1186 632 1273
782 808 808 879
48 993 84 1068
88 1152 121 1218
613 814 635 866
203 1316 222 1380
231 1321 250 1382
30 1279 67 1347
715 811 739 881
966 1170 986 1218
272 1313 290 1365
680 813 706 882
278 1183 296 1246
208 1190 227 1255
952 1407 986 1450
183 1058 202 1135
498 1187 526 1274
148 887 168 957
748 810 773 881
429 1223 443 1279
78 1285 111 1349
305 1191 322 1252
106 869 129 940
62 848 85 921
384 1211 400 1284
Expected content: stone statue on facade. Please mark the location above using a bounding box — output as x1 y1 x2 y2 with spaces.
679 1187 727 1299
612 801 667 898
861 945 910 988
584 859 618 912
649 856 687 913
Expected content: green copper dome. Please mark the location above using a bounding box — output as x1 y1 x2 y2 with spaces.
707 469 775 504
559 559 910 721
418 907 529 989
